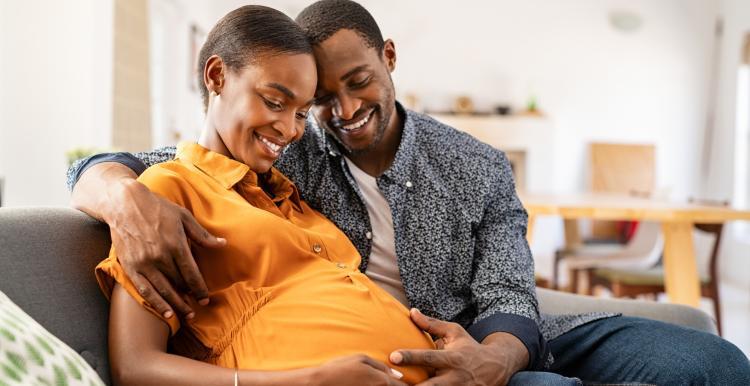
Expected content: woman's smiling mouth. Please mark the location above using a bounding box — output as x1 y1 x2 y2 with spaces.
255 133 285 156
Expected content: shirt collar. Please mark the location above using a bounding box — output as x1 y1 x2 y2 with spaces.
175 142 303 211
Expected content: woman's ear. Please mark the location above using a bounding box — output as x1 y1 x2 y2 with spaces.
382 39 396 73
204 55 225 95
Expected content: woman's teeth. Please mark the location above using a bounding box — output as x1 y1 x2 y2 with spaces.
258 135 282 153
342 111 372 131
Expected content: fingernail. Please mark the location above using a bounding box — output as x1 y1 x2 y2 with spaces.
390 368 403 379
217 237 226 244
186 312 195 320
199 298 210 306
390 352 403 364
163 311 173 318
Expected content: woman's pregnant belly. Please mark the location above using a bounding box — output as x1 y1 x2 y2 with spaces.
183 267 435 384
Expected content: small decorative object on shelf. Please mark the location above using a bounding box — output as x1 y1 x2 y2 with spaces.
453 95 475 114
523 96 543 116
494 104 512 115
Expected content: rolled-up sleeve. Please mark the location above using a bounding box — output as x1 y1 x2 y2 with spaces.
65 146 177 191
468 151 549 370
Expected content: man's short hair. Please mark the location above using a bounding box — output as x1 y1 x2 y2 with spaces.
296 0 385 52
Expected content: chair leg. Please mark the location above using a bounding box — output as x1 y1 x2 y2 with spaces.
710 283 722 336
586 269 596 296
611 281 623 297
552 250 562 290
569 268 579 293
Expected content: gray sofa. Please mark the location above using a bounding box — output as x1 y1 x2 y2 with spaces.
0 207 718 384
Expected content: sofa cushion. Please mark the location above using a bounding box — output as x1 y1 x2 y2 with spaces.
0 290 105 385
0 207 112 384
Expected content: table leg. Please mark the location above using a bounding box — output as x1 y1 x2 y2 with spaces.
563 219 582 249
661 221 701 307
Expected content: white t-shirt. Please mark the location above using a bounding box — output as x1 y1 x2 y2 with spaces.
344 157 409 306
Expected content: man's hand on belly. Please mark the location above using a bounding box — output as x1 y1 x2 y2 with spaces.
389 309 527 386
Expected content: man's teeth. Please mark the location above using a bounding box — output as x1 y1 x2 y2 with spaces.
342 112 371 131
259 136 282 153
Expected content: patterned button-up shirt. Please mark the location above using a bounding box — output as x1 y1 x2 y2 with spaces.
68 103 613 369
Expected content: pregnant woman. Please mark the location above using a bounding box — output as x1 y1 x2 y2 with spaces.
96 5 433 386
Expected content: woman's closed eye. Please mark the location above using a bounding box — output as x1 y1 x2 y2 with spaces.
295 110 309 120
262 97 283 111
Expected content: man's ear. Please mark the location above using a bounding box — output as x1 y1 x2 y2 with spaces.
382 39 396 73
204 55 225 94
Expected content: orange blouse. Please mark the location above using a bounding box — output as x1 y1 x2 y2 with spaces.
96 142 434 384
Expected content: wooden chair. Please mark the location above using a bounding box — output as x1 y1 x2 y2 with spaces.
554 221 663 293
589 221 725 335
551 143 656 291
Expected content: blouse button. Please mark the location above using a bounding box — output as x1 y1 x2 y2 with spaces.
366 231 373 240
312 244 322 253
405 181 413 188
336 263 347 269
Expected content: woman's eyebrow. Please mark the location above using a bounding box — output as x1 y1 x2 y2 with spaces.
266 83 295 99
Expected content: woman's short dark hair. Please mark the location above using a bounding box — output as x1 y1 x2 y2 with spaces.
295 0 384 52
197 5 312 109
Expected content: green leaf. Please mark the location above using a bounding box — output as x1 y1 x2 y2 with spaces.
24 340 44 367
35 335 54 355
5 351 27 374
53 364 68 386
0 328 15 342
1 363 21 382
63 355 82 380
1 316 23 332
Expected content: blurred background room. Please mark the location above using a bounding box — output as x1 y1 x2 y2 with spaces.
1 0 748 354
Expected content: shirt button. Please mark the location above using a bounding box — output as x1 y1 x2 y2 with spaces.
405 181 413 188
336 263 347 269
329 150 337 156
312 244 322 253
366 231 372 240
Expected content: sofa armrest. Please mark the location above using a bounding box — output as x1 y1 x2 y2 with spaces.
537 288 718 335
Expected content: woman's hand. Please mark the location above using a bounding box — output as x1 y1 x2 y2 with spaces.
309 355 408 386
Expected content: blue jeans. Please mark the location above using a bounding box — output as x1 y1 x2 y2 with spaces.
508 316 750 386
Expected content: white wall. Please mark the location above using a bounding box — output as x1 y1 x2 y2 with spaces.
164 0 716 199
0 0 113 206
167 0 719 267
706 0 750 352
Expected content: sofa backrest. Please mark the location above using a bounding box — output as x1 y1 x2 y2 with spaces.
0 207 112 384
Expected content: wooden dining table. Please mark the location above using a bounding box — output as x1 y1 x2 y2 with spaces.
520 192 750 307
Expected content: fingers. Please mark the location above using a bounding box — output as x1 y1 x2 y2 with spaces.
409 308 455 338
390 349 454 368
180 208 226 249
358 355 392 373
356 355 406 383
434 337 446 350
140 270 195 319
172 228 211 305
130 272 174 319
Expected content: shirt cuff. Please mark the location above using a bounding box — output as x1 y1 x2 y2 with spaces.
73 152 148 187
466 312 549 371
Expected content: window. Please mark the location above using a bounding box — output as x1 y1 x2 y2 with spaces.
733 34 750 238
